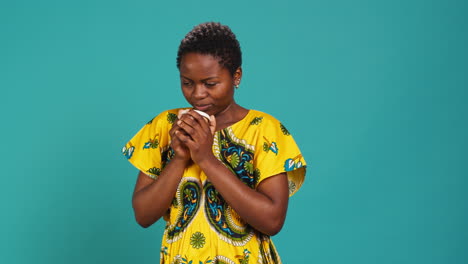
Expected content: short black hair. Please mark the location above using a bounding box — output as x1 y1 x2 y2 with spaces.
176 22 242 76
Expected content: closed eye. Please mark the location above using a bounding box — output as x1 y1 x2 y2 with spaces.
205 82 217 87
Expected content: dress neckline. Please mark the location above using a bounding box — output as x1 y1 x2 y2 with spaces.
216 109 252 132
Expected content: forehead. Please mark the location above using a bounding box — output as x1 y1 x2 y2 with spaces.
179 53 227 78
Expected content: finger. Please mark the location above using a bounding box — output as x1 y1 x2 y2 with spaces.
209 115 216 135
169 123 177 135
171 132 190 155
175 130 198 153
179 111 210 135
179 110 211 139
176 119 197 138
169 123 183 138
186 111 211 135
174 129 194 145
170 122 191 143
192 110 211 124
178 113 198 128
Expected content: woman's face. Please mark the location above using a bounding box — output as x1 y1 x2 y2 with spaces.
179 53 239 116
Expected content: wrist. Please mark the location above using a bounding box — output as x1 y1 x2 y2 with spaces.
172 154 191 166
196 153 219 169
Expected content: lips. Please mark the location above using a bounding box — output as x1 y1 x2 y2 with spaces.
194 104 212 112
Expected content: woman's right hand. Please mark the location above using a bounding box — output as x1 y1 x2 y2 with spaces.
169 122 191 162
168 109 192 162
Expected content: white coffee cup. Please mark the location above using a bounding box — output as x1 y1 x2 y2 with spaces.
193 109 210 122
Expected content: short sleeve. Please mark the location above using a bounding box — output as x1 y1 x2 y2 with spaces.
253 116 306 196
122 110 177 179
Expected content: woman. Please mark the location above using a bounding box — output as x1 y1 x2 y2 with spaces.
122 22 306 264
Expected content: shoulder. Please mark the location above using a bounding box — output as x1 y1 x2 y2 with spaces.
146 108 184 126
131 108 186 137
245 109 277 124
246 110 290 134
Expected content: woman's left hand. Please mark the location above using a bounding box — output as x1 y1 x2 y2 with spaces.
173 110 216 164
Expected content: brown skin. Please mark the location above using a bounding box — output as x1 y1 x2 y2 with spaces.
132 53 289 235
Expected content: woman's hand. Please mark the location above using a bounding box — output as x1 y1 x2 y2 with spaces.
174 110 216 165
169 110 192 162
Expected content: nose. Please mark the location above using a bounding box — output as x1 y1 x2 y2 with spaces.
193 84 207 99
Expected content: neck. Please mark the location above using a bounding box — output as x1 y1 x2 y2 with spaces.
214 102 248 131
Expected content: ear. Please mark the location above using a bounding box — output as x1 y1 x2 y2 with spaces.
233 67 242 86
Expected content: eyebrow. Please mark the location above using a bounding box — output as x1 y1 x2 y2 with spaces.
180 75 219 82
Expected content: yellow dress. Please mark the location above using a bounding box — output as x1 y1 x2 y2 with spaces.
122 109 307 264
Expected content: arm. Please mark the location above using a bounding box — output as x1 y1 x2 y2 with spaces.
175 111 289 235
200 157 289 236
132 117 192 228
131 157 188 228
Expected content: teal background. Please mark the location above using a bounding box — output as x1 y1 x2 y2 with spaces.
1 0 467 263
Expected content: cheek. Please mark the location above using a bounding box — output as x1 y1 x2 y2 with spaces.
223 86 235 98
215 89 234 104
181 88 191 101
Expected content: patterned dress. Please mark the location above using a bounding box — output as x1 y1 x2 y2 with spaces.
122 109 306 264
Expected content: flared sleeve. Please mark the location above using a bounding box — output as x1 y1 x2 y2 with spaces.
252 114 307 196
122 110 178 179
